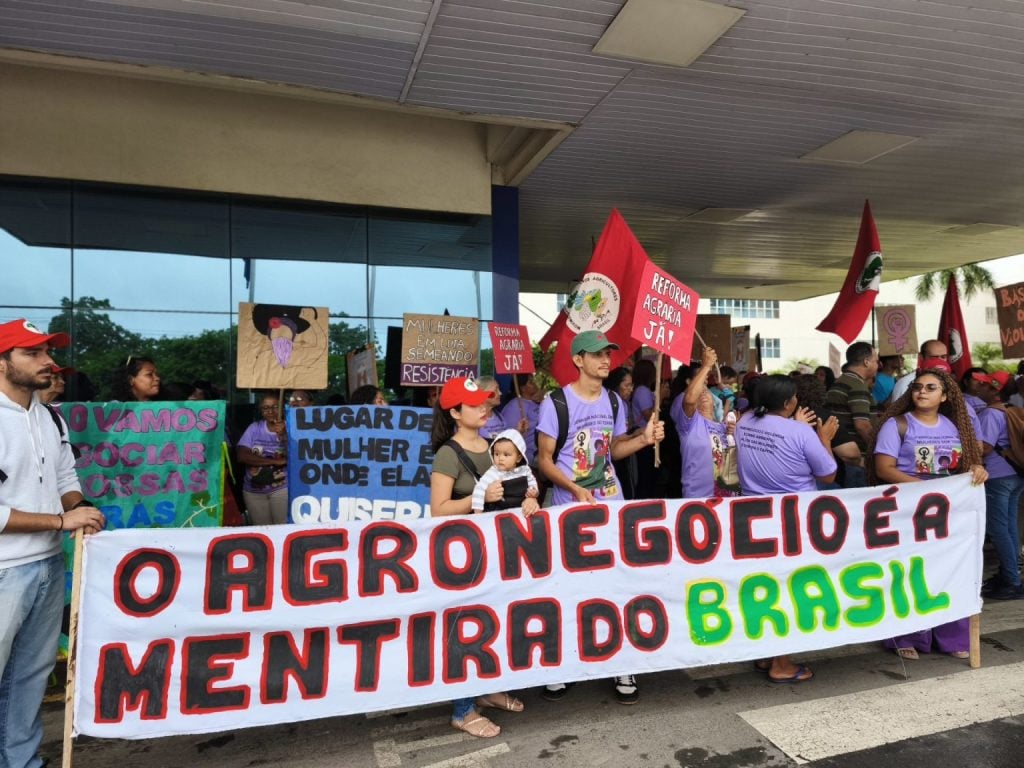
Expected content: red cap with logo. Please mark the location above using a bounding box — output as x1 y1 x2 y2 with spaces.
0 319 70 356
972 370 1012 389
439 377 492 410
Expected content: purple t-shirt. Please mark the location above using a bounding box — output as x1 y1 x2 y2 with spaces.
498 398 540 465
735 413 837 495
238 420 287 494
631 385 655 430
978 407 1015 479
670 393 728 498
874 413 963 480
538 386 628 506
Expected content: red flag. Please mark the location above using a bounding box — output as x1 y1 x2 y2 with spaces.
540 210 651 385
816 200 884 343
937 275 973 380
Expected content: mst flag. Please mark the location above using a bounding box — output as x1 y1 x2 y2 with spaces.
938 275 973 379
540 210 651 385
816 200 884 343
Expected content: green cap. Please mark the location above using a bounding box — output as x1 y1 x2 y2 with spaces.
571 330 619 356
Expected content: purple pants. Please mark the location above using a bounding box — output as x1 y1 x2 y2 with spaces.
884 617 969 654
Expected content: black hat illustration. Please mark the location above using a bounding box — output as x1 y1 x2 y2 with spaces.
251 304 317 368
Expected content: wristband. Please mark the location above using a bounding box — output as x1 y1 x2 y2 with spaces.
70 499 92 510
58 514 64 532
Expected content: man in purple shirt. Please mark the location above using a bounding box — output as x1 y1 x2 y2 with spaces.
536 330 664 704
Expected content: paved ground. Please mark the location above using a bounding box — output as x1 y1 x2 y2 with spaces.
46 600 1024 768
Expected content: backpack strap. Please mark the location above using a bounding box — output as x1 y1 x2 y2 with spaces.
42 402 81 460
444 439 482 482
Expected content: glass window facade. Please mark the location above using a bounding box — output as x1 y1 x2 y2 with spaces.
761 338 781 359
709 298 780 319
0 176 494 404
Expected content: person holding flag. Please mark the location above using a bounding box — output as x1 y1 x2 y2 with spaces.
536 330 665 704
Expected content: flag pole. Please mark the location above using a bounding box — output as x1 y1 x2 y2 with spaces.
62 529 85 768
653 351 663 468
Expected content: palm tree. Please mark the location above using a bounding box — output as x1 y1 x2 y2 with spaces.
914 263 995 302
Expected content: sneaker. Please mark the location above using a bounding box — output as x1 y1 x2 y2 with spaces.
540 682 573 701
981 576 1004 596
986 583 1024 600
613 675 639 705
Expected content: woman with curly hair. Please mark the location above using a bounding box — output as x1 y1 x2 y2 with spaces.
869 367 988 660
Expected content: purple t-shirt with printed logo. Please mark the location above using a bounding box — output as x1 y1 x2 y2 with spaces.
874 413 963 479
978 407 1015 479
238 420 287 494
670 393 727 498
538 386 628 506
735 413 837 495
631 385 655 430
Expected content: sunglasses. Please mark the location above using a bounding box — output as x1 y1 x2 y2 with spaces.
910 383 943 393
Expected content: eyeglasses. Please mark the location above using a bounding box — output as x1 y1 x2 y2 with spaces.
260 405 278 412
910 383 942 393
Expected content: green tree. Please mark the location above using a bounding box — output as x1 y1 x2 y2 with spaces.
972 342 1004 369
152 327 235 394
915 263 996 302
327 316 376 394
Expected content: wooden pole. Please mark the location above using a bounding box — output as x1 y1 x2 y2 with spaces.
693 329 721 383
512 376 526 424
969 613 981 669
653 351 663 468
277 388 285 422
62 529 85 768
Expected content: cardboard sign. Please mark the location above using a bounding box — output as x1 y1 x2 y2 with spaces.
75 476 983 740
877 305 918 357
994 281 1024 357
689 314 732 362
401 313 479 385
630 262 699 359
236 303 329 389
287 405 433 522
730 325 750 371
346 344 378 396
488 323 535 374
829 343 842 376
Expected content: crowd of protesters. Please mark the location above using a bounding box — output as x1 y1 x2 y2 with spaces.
3 315 1024 758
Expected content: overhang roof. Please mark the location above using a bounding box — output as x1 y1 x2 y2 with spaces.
4 0 1024 299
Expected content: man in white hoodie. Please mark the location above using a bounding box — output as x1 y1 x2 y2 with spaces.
0 319 105 768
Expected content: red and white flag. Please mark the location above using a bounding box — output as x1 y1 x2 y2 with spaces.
816 200 884 343
938 275 973 380
539 210 651 385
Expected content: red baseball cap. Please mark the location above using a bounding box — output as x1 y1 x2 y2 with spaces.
972 370 1012 389
0 319 70 356
51 365 75 376
439 377 492 410
919 358 952 374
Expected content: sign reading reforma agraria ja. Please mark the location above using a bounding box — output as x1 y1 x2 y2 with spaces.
287 405 434 522
75 475 982 740
630 261 699 360
488 323 534 374
400 313 479 385
60 401 226 528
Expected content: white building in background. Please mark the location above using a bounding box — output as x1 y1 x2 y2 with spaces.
519 253 1024 372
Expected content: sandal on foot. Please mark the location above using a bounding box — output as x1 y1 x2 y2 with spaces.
949 651 970 659
753 660 772 674
895 647 919 660
476 692 524 713
769 664 814 684
451 712 500 738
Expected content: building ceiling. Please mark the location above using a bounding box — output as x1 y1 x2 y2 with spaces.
4 0 1024 299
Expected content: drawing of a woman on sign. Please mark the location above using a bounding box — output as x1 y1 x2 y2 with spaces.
236 303 329 390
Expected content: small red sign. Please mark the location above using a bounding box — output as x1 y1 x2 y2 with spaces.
488 323 535 374
630 262 699 359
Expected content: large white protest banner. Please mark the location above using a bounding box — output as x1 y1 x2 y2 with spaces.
76 476 983 739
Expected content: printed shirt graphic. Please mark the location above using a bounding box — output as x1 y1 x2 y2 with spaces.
874 413 963 480
538 386 628 506
734 414 837 495
238 420 287 494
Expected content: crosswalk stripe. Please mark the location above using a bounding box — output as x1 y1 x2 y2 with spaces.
739 660 1024 764
418 743 512 768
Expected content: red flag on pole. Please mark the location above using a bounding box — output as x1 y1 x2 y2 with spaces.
815 200 884 343
937 275 973 380
539 210 651 385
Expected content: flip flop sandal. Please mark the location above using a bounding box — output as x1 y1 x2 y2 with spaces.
753 660 772 674
451 713 500 738
895 647 919 660
476 692 525 713
769 664 814 684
